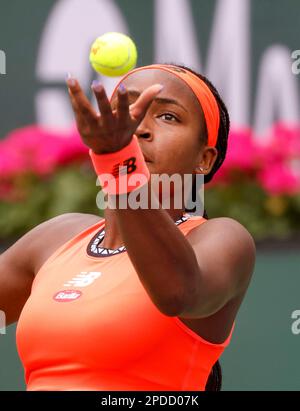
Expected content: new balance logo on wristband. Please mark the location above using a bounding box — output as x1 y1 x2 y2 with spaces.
89 136 150 195
112 157 137 178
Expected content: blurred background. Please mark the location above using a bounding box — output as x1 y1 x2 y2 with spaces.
1 0 300 390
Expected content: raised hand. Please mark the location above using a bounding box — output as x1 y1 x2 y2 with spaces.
66 75 163 154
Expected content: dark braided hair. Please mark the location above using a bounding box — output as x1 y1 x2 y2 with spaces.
177 64 231 184
205 360 223 391
170 64 231 391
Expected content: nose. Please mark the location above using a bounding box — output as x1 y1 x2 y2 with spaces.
135 118 152 140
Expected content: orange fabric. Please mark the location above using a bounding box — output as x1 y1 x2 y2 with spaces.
89 135 150 194
16 215 234 391
111 64 220 148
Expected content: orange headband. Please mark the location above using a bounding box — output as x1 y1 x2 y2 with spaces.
111 64 220 147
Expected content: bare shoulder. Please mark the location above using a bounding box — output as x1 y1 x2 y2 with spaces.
32 212 103 274
5 212 103 276
188 217 256 256
0 213 102 325
23 212 102 248
190 216 254 238
179 217 256 342
30 212 102 238
186 216 256 295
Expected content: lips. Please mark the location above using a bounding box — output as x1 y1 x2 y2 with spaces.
142 153 152 162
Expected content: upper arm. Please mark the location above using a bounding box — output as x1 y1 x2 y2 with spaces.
0 236 35 326
0 213 86 325
181 217 256 318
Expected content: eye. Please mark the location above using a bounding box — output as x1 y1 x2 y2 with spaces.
158 113 179 122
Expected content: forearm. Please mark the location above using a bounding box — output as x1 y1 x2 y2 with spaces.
113 187 200 316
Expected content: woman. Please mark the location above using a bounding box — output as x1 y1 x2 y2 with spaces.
0 64 255 391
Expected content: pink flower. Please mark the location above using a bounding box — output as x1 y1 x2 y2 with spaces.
212 128 259 183
209 123 300 194
257 123 300 194
0 125 88 177
258 163 300 195
1 122 300 196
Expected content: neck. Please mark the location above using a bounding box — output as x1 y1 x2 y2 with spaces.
101 203 186 250
100 181 190 249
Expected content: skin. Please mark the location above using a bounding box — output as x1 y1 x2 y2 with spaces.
0 69 255 344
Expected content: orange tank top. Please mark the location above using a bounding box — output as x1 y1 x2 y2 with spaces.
16 213 235 391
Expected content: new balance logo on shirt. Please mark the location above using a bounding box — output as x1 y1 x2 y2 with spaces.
53 272 102 302
64 271 102 287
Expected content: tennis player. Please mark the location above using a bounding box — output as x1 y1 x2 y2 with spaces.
0 64 255 391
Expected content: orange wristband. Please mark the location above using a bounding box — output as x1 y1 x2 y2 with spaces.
89 135 150 195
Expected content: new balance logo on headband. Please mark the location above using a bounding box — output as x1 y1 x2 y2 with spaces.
168 66 187 74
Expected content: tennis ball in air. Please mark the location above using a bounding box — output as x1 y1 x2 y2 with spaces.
89 32 138 77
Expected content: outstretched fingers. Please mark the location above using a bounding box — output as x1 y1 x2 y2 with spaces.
67 75 98 125
130 84 164 123
117 84 130 125
91 81 114 130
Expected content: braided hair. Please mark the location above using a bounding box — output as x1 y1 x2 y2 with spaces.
177 64 230 183
173 64 231 391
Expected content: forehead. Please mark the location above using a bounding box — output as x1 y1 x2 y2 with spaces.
122 69 201 112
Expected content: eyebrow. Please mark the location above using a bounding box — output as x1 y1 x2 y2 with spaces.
127 89 188 112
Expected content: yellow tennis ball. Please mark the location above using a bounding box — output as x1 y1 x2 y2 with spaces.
89 32 138 77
